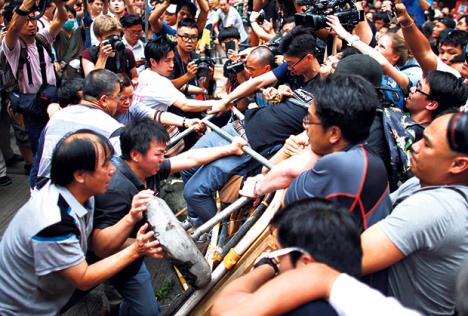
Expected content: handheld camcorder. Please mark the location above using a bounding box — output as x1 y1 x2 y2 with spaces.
294 0 361 31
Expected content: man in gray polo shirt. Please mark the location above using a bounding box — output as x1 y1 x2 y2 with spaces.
0 130 163 315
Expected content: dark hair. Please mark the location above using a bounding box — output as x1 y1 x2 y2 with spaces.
50 130 114 186
120 14 143 28
373 11 390 25
178 17 198 30
83 69 120 100
120 118 169 160
176 0 196 18
65 5 77 17
272 198 363 276
440 30 468 48
218 26 241 43
314 74 378 143
427 70 468 118
58 79 84 107
118 73 132 89
144 37 176 64
279 26 317 58
249 46 276 69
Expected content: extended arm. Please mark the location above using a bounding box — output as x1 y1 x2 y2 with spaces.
169 137 246 173
172 97 217 112
360 223 405 275
149 0 170 34
240 148 319 198
49 0 68 38
4 0 35 49
60 224 162 291
327 15 410 88
91 190 155 258
395 3 437 74
196 0 210 34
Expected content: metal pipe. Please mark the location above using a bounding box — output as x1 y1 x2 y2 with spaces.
191 196 251 240
167 114 214 148
203 120 275 170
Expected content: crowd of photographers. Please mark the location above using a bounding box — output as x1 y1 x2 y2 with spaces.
0 0 468 314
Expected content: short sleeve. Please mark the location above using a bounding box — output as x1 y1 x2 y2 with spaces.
379 192 451 255
272 62 288 80
94 189 132 229
130 102 156 121
32 234 84 276
284 160 332 205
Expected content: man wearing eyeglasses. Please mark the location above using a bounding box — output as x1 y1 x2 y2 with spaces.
215 26 321 112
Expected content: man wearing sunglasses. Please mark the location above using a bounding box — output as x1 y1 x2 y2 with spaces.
212 198 362 316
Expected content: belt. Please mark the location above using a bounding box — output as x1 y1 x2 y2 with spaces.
232 119 248 142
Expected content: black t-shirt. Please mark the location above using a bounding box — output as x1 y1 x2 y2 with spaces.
93 156 171 280
244 77 320 152
244 100 307 152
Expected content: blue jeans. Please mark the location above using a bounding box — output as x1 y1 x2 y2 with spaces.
182 123 252 223
110 263 160 316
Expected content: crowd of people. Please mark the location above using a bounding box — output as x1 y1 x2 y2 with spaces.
0 0 467 314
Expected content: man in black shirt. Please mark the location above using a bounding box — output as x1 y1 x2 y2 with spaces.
92 118 246 315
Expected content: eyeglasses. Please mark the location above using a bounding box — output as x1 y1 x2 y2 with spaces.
177 34 198 42
287 54 308 69
302 115 322 126
263 247 310 260
126 29 142 35
415 81 431 98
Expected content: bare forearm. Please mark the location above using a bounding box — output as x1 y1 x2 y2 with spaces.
149 3 168 33
62 246 139 291
159 111 185 127
171 73 192 89
170 144 238 173
225 73 275 103
257 150 319 195
92 215 137 257
173 99 213 112
398 13 437 72
250 22 275 42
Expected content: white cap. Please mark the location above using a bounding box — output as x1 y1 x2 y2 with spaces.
166 4 177 14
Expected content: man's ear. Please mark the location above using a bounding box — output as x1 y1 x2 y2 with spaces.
73 170 86 184
328 126 342 145
450 156 468 176
426 100 439 112
130 149 142 163
297 254 315 267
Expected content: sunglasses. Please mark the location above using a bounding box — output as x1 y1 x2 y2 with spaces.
263 247 310 260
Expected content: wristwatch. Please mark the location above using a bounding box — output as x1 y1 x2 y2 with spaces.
253 257 279 276
347 35 360 46
15 6 31 16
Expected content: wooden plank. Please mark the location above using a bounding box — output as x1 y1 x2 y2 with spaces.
190 228 276 316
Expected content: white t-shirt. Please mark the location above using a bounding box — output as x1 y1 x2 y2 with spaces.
211 7 248 42
132 68 185 111
436 57 461 78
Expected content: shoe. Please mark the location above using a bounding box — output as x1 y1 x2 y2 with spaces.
5 154 23 166
0 176 12 186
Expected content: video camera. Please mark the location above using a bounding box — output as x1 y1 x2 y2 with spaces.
294 0 361 31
